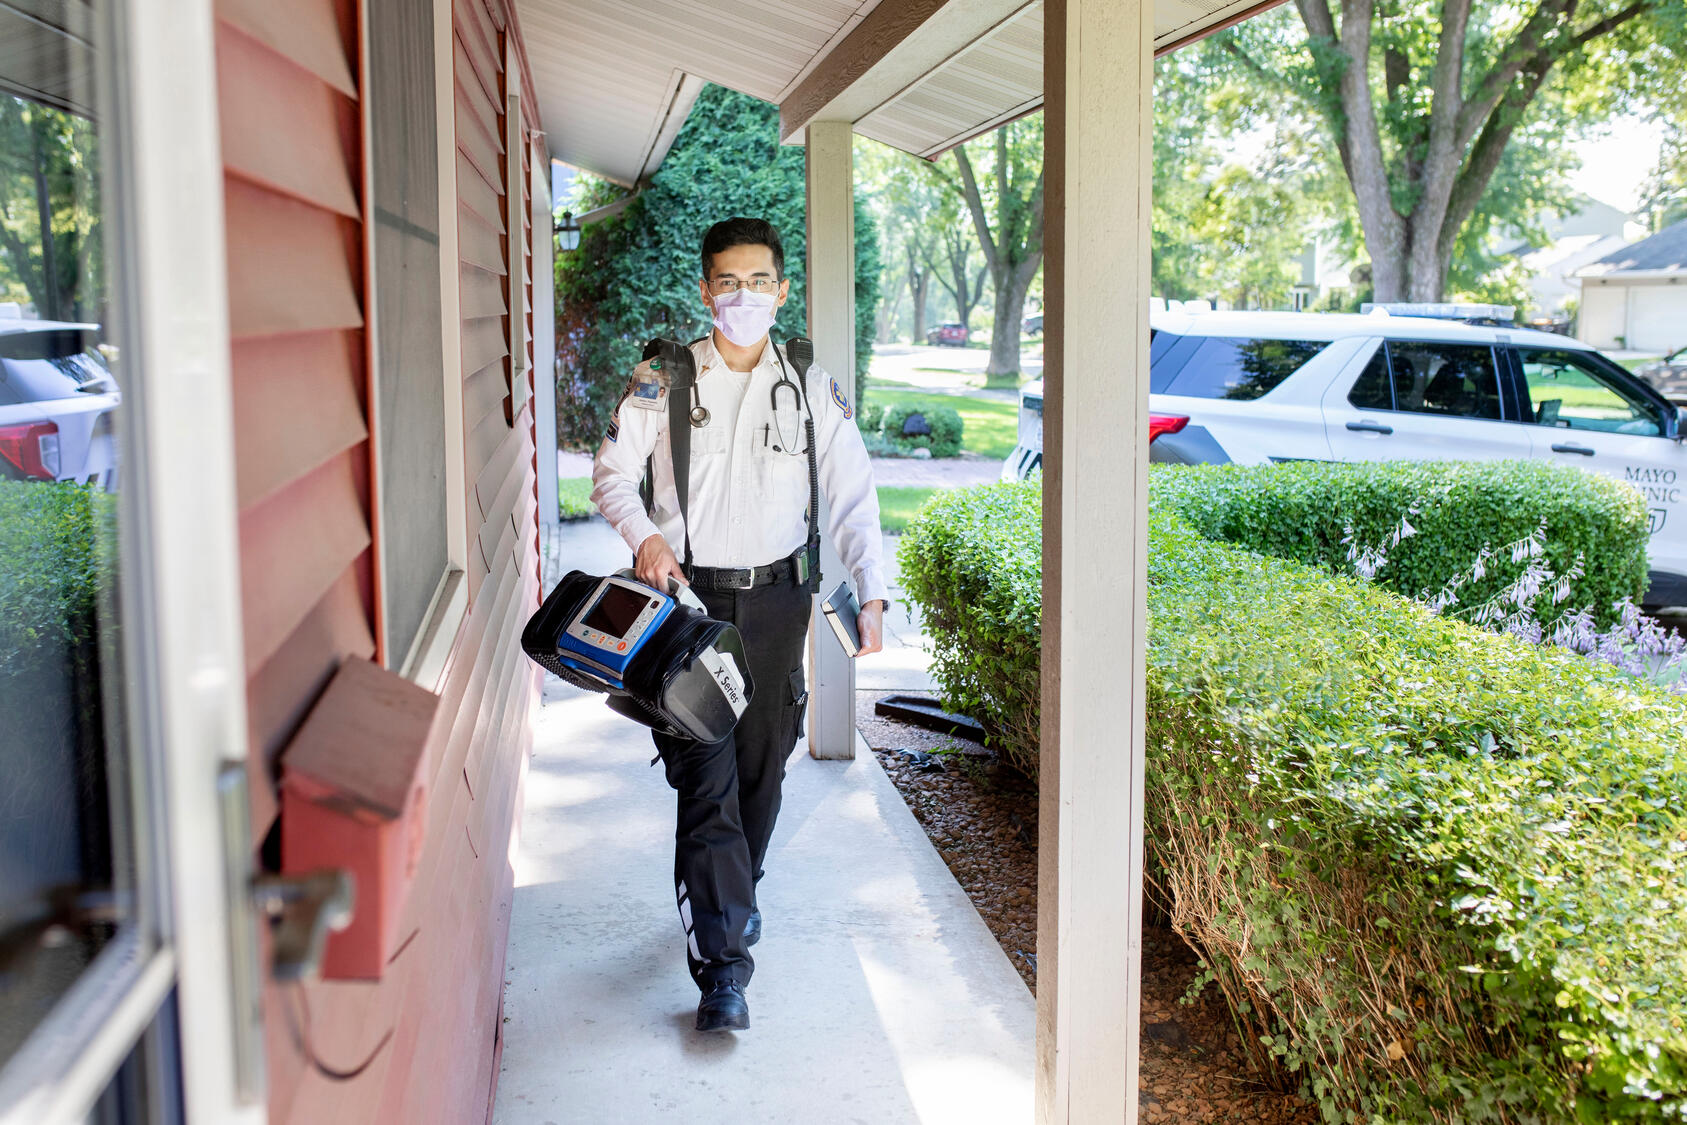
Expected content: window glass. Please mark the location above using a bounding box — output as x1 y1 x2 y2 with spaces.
1159 337 1325 400
1517 348 1661 436
370 0 449 670
1384 341 1503 420
1347 345 1392 410
1148 332 1197 392
0 15 136 1064
0 352 113 405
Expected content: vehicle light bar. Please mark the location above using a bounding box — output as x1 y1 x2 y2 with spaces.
1361 302 1516 324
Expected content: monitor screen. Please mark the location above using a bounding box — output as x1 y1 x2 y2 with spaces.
582 583 649 639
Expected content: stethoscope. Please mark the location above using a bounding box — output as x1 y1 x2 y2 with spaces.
687 345 810 456
768 346 809 455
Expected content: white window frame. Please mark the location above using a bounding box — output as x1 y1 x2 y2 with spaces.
361 0 471 691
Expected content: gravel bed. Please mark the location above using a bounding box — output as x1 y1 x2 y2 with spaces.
858 689 1317 1124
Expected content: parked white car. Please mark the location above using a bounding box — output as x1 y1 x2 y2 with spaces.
0 319 120 489
1003 308 1687 606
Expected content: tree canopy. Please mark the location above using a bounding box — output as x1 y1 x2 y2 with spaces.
1153 56 1339 308
0 96 101 321
555 85 880 449
1208 0 1686 301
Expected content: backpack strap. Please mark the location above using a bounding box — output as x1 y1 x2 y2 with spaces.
775 342 823 593
641 338 698 574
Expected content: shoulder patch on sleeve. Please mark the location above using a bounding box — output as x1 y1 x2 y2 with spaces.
606 389 629 443
829 378 853 420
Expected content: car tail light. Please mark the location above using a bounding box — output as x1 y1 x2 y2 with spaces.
0 421 61 480
1149 413 1189 443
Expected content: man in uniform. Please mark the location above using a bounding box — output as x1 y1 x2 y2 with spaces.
591 217 888 1032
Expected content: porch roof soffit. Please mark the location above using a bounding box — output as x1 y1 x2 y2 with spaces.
783 0 1289 162
515 0 1283 185
513 0 887 186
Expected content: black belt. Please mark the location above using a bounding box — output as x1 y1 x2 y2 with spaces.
687 550 808 592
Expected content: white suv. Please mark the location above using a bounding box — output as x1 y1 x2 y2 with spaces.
0 319 121 489
1003 309 1687 606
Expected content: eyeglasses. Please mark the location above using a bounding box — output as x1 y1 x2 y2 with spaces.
707 276 780 295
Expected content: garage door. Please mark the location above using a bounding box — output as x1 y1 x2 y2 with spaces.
1628 284 1687 353
1578 284 1625 349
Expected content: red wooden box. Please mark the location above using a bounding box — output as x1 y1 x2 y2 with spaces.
280 657 439 980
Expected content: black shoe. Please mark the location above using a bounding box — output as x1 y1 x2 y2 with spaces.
745 907 762 947
696 981 749 1032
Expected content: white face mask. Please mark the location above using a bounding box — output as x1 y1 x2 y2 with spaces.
710 288 779 347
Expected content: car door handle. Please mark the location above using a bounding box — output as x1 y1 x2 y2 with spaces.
1551 442 1595 456
1346 421 1393 435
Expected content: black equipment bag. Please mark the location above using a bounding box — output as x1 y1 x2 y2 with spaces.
521 569 755 744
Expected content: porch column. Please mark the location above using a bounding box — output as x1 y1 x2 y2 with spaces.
803 119 856 760
1037 0 1153 1121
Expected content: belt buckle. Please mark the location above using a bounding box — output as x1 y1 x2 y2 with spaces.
733 567 756 590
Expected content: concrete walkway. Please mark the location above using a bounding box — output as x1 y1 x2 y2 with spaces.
870 458 1002 489
494 519 1033 1125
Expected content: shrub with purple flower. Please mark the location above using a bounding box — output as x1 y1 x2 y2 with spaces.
1342 513 1687 693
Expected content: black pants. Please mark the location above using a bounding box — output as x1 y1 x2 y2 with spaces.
652 574 811 991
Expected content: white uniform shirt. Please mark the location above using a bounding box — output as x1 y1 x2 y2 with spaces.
591 336 888 606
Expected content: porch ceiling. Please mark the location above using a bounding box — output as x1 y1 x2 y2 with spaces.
516 0 1276 183
516 0 887 186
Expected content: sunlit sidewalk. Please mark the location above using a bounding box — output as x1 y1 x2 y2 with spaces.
493 518 1034 1124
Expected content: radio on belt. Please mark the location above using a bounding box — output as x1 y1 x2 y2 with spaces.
522 569 752 744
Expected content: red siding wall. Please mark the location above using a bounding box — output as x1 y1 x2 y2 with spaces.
215 0 542 1119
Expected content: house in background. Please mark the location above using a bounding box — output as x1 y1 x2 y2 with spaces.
1281 198 1645 322
1575 217 1687 353
1289 237 1354 310
1503 196 1643 324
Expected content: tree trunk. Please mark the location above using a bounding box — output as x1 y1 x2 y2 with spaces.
31 119 61 321
876 274 904 343
931 233 980 336
906 243 928 343
984 268 1033 387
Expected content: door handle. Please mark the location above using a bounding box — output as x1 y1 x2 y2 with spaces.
1551 442 1595 456
1346 421 1393 435
219 764 355 1104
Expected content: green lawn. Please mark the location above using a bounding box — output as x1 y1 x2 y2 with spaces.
559 476 595 521
866 387 1020 460
565 475 941 534
877 486 940 533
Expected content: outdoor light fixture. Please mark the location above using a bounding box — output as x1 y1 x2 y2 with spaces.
555 210 581 252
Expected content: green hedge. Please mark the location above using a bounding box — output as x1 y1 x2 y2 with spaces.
1151 460 1650 625
900 477 1687 1124
0 480 105 674
898 479 1041 765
